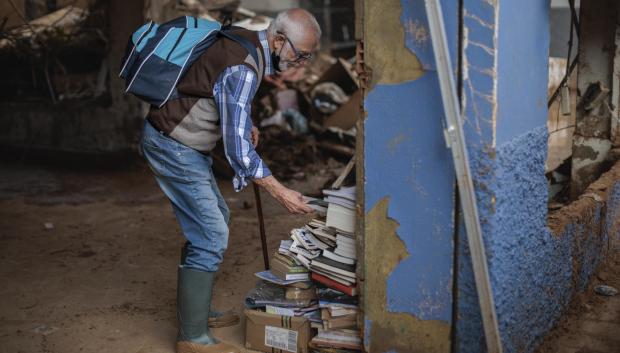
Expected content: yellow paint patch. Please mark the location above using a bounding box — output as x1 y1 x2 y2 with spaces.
364 198 451 353
364 0 425 86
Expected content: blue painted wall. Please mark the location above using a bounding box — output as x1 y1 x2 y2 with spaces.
455 1 618 353
363 0 617 351
496 0 550 144
365 76 455 321
456 131 620 353
363 0 458 329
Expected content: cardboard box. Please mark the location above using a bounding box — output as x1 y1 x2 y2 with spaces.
245 309 311 353
323 90 361 130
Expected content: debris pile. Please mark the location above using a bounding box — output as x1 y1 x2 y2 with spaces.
0 6 91 50
0 4 107 103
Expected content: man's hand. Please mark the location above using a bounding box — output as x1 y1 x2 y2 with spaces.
274 187 313 214
253 175 313 214
251 126 260 148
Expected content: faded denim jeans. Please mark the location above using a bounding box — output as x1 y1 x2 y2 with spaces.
141 120 230 272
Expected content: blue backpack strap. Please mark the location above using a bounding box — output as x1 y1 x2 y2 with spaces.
135 21 155 47
165 28 188 61
218 29 260 67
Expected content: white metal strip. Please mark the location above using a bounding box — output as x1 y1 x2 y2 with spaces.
423 1 504 353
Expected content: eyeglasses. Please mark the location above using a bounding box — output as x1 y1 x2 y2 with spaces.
277 31 313 64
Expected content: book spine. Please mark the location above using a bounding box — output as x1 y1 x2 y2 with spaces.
311 273 357 296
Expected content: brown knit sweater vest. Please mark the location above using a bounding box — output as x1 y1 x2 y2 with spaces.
147 28 266 153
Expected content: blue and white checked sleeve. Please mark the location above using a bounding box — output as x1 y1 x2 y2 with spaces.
213 65 272 192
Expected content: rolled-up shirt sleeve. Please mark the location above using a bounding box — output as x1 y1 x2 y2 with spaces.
213 65 271 192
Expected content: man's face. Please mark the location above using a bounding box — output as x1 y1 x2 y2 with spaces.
273 32 317 72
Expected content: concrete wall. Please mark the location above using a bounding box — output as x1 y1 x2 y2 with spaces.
361 0 458 352
569 0 618 198
0 101 144 154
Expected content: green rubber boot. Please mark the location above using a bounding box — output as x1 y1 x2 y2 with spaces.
180 245 240 328
176 267 240 353
176 267 217 344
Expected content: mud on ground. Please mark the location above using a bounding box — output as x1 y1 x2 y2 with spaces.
0 159 336 353
535 252 620 353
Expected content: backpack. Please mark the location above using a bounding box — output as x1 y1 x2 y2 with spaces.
119 16 259 107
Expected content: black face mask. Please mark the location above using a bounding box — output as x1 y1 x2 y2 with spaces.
271 50 281 73
271 42 286 73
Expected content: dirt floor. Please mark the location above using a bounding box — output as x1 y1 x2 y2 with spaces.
2 158 620 353
0 158 334 353
535 245 620 353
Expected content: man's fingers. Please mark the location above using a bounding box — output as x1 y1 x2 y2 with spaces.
296 202 313 214
277 187 314 214
285 201 311 215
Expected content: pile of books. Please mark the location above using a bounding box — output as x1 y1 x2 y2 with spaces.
248 185 359 353
308 288 361 351
303 186 357 296
308 187 359 352
251 242 321 320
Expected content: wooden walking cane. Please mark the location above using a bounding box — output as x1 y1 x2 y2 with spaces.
253 183 270 270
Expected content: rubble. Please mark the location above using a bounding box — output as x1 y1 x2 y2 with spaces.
311 82 349 114
0 4 107 103
0 6 90 49
260 54 359 182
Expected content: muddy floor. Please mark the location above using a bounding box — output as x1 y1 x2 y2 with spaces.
2 158 620 353
535 247 620 353
0 159 334 353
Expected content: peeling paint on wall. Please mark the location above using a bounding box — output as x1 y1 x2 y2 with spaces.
399 0 458 71
362 1 617 352
461 0 498 149
572 136 613 197
362 0 458 349
364 0 424 86
364 198 451 353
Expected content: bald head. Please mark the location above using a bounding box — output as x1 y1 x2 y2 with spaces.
266 8 321 73
267 8 322 52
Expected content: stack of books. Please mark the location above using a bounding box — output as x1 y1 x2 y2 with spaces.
250 184 360 352
251 236 320 318
271 239 311 281
308 288 361 351
310 231 356 296
305 186 357 296
324 186 355 235
249 242 319 322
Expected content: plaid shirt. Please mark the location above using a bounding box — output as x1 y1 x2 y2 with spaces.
213 30 274 192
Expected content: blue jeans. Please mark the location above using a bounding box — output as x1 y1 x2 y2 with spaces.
141 120 230 272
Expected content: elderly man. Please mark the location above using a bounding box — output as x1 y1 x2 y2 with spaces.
140 8 321 353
